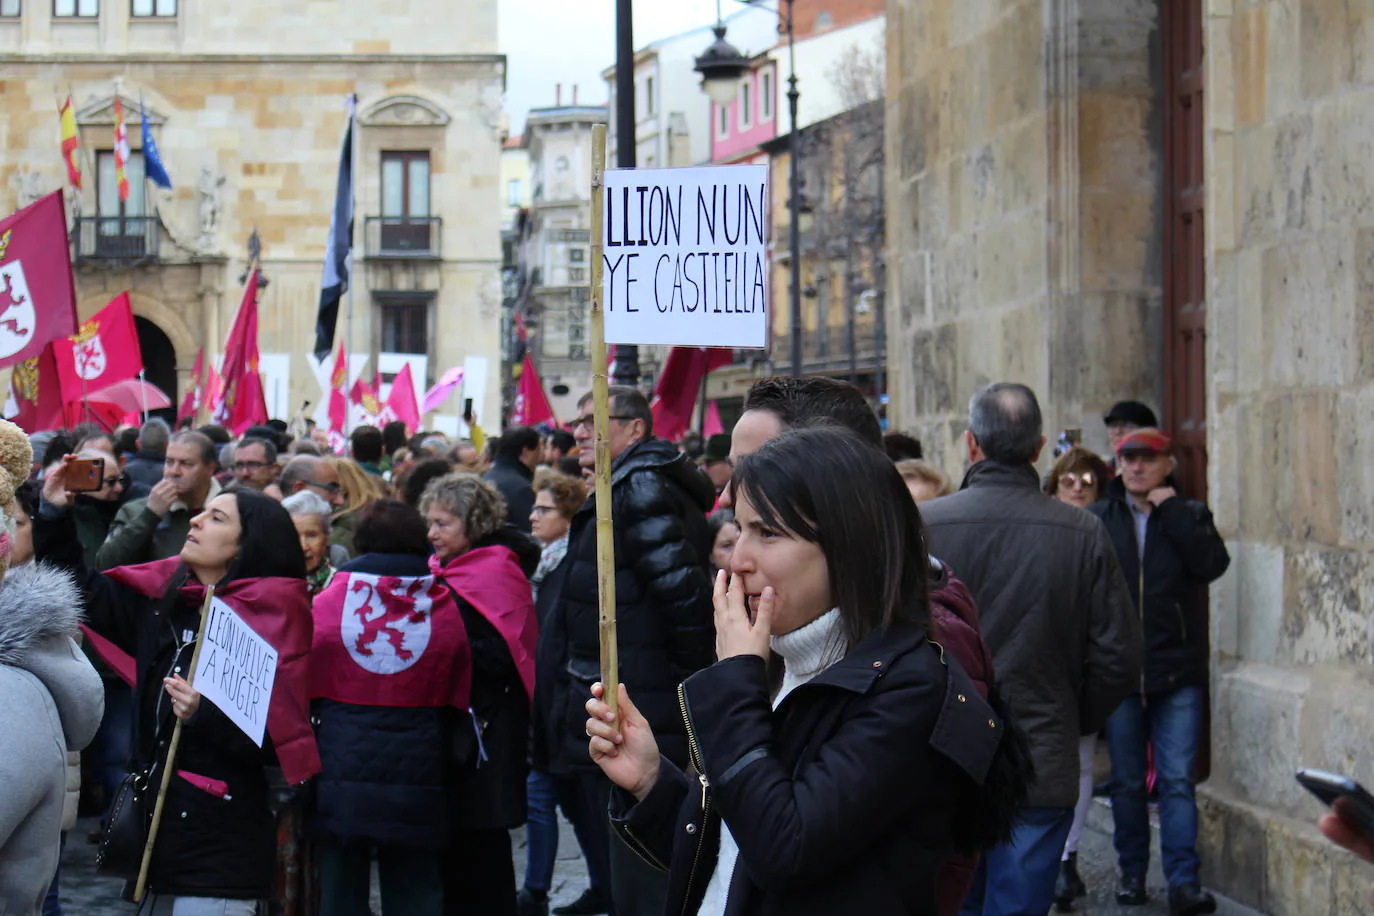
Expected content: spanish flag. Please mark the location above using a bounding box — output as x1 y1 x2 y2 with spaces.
58 95 81 190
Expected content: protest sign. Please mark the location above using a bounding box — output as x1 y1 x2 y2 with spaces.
601 163 769 349
193 597 278 746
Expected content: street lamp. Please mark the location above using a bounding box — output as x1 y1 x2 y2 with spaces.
697 0 804 377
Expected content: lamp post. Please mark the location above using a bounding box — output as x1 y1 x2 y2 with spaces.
612 0 640 387
695 0 802 377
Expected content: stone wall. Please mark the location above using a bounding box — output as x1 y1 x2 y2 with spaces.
884 0 1163 472
0 47 505 425
1203 0 1374 910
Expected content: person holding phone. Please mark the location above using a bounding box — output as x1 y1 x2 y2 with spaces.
585 428 1028 916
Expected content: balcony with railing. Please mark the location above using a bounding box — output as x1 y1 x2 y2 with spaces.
364 216 443 259
73 216 160 264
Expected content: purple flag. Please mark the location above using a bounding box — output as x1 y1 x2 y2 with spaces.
421 366 465 414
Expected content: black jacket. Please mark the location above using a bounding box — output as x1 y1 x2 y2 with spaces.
611 625 1008 916
919 460 1142 808
312 552 453 848
485 456 536 534
34 508 275 899
1088 479 1230 694
533 438 715 774
123 450 165 501
448 527 542 832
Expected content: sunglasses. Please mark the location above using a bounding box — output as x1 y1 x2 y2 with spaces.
1061 472 1096 490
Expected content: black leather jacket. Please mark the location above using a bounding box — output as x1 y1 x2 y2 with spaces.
533 438 715 774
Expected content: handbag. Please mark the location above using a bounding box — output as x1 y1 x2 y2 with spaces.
95 765 152 880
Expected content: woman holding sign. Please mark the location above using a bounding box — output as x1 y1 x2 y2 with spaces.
35 457 317 913
583 428 1030 916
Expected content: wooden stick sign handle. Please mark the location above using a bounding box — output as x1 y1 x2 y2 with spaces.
133 585 216 903
589 123 620 717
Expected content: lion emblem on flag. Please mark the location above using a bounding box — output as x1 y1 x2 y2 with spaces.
0 261 37 360
74 323 107 381
340 574 435 675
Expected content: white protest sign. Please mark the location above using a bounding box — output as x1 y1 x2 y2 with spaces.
192 598 278 747
601 164 769 348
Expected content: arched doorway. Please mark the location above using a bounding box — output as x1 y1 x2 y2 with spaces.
135 316 177 424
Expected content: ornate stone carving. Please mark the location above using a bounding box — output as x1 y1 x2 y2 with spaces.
196 166 226 252
8 166 44 211
76 94 165 127
359 95 452 128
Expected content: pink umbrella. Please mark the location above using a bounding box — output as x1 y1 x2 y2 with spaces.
84 377 172 415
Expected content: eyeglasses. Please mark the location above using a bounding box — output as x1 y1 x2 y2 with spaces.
307 480 342 495
570 414 636 430
1061 472 1096 490
233 460 271 472
103 473 130 490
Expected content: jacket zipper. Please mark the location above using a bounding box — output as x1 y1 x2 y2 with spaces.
677 681 712 915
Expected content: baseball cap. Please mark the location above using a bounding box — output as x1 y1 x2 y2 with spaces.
1103 401 1158 428
1116 428 1172 456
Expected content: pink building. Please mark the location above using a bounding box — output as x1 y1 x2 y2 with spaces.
708 53 778 165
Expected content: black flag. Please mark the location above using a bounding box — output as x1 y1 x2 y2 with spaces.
314 96 354 360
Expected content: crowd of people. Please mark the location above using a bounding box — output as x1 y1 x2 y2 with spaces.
1 376 1366 916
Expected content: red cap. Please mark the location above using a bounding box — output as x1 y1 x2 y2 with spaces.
1116 427 1172 456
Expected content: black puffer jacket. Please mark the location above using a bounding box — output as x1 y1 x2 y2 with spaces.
1088 478 1230 694
919 460 1141 808
485 456 536 534
312 552 453 848
533 438 715 774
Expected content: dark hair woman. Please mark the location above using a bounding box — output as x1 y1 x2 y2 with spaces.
34 456 316 911
420 473 541 916
308 498 469 914
585 428 1028 916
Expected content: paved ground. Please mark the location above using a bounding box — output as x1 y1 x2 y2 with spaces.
55 802 1238 914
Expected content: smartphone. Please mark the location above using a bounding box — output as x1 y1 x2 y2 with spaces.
1296 769 1374 839
65 457 105 492
462 398 475 425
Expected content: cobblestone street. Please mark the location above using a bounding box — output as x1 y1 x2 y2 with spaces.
50 803 1249 915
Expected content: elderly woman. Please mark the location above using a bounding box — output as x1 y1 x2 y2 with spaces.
518 471 588 914
1045 446 1111 510
283 490 335 596
1044 444 1112 910
421 473 540 916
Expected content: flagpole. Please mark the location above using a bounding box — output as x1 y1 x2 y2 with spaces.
344 92 358 438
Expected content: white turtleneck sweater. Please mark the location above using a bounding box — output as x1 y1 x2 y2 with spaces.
697 608 845 916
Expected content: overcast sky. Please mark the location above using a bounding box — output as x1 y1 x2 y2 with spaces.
500 0 742 134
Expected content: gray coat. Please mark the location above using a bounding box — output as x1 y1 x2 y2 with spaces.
920 460 1141 808
0 563 104 915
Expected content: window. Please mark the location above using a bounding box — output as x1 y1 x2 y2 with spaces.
569 248 586 263
95 150 148 257
761 71 773 121
54 0 97 16
645 76 655 116
740 77 752 128
506 178 523 207
0 0 20 18
380 151 432 253
97 150 146 219
380 300 430 354
718 104 729 139
131 0 176 16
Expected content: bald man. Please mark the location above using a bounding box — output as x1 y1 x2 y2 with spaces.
279 455 344 509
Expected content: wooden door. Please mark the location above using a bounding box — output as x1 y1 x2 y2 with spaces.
1163 0 1207 500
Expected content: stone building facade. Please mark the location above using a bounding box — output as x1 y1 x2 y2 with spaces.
0 0 505 430
887 1 1374 912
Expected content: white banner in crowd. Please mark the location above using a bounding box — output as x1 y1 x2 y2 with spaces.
193 598 278 746
601 164 769 349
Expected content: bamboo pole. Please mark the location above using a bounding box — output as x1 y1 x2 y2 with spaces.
589 124 619 717
133 586 216 903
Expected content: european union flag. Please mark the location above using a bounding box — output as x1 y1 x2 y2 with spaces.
141 106 172 189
